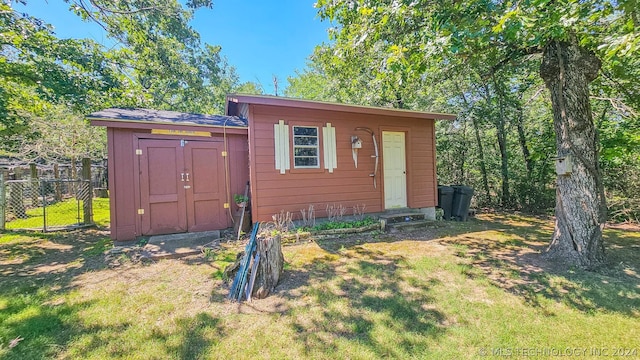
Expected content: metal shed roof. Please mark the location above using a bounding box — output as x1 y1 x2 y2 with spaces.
87 108 248 128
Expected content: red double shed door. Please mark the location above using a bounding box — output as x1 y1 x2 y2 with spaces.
138 138 225 236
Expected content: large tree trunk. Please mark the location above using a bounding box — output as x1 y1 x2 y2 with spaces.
539 36 606 268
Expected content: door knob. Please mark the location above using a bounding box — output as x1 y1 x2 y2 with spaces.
180 173 185 181
186 173 190 182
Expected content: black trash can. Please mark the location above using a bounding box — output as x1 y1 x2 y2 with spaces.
437 185 455 220
451 185 474 221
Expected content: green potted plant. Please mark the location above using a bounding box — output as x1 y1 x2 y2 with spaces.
234 194 249 208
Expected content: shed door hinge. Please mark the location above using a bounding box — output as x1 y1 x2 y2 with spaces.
221 151 228 157
135 149 142 155
137 208 144 215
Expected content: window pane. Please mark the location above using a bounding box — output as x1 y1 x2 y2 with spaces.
294 127 318 136
294 157 318 167
294 136 318 146
295 148 318 157
292 126 320 169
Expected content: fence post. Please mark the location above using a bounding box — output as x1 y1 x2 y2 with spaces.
54 163 62 202
82 158 93 225
42 180 47 232
0 172 5 230
10 168 27 219
30 163 39 207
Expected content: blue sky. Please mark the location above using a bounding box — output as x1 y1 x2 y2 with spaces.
14 0 331 95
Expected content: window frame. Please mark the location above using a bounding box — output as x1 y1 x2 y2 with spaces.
292 125 321 169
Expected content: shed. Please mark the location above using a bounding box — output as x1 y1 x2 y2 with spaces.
90 97 455 242
89 108 249 242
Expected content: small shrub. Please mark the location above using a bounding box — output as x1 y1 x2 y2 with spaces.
271 210 294 233
300 204 316 228
326 204 346 222
353 203 366 221
307 216 376 232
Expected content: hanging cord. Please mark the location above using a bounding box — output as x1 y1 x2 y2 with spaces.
223 117 234 223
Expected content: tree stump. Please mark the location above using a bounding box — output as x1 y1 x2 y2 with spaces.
223 234 284 300
252 234 284 299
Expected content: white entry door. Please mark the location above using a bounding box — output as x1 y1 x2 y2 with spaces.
382 131 407 209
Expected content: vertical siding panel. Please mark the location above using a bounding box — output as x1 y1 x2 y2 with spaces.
247 105 260 222
228 134 250 228
107 128 117 240
112 128 137 241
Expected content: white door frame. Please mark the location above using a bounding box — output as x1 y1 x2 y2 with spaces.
382 131 407 209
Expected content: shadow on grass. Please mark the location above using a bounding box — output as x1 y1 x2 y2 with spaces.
438 214 640 317
0 229 113 358
279 246 446 358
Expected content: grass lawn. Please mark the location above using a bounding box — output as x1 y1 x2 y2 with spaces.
0 213 638 359
4 198 110 230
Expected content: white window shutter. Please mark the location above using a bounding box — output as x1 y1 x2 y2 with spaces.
274 120 290 174
323 123 337 173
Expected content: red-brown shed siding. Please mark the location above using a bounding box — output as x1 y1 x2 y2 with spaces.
101 125 249 242
247 104 438 222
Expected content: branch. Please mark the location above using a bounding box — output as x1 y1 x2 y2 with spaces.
524 85 546 107
488 46 543 77
590 96 638 117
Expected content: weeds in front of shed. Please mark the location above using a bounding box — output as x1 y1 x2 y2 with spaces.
353 203 366 221
300 204 316 228
271 210 294 232
326 204 347 222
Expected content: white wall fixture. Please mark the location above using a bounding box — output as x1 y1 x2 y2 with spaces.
351 136 362 168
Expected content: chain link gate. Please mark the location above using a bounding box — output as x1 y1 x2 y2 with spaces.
1 177 93 232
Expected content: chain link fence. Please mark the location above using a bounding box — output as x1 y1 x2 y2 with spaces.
1 177 93 232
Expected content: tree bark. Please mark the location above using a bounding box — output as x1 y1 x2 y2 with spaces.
490 80 511 208
252 234 284 299
539 36 606 267
515 106 534 178
470 116 491 204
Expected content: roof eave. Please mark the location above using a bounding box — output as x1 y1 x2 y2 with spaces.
227 94 457 120
88 117 249 131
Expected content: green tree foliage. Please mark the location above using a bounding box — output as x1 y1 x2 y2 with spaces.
1 0 261 163
68 0 258 114
0 2 120 145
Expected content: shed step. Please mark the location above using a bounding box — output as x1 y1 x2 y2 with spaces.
385 219 433 232
380 212 425 224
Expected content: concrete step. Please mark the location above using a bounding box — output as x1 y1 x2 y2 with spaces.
379 212 425 224
386 219 433 232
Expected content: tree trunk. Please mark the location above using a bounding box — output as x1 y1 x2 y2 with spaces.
539 36 606 267
252 234 284 299
458 84 491 205
471 116 491 205
490 79 511 208
496 117 510 207
515 106 534 178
